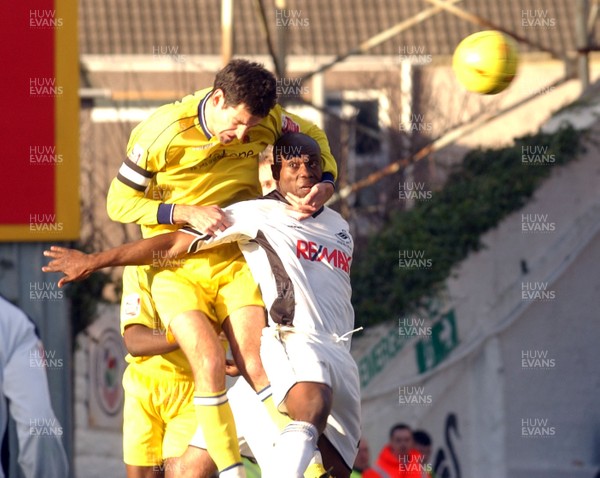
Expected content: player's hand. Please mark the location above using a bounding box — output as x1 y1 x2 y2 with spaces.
225 359 241 377
42 246 93 288
173 204 232 235
285 182 334 220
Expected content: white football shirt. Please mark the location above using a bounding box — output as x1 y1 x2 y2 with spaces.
182 190 355 342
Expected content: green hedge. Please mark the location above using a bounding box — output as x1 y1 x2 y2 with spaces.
351 125 583 327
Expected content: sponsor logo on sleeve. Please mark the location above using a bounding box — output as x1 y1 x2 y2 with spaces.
128 144 145 164
282 115 300 133
122 294 142 319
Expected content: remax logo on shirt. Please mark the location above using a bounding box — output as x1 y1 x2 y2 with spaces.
296 239 351 273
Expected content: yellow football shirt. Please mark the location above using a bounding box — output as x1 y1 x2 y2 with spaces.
107 88 338 238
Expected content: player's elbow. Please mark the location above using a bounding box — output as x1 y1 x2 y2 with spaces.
128 348 144 358
124 342 146 358
122 326 145 357
122 335 142 357
106 197 125 223
106 203 124 223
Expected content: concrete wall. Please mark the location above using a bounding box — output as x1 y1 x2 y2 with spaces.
353 118 600 476
502 231 600 477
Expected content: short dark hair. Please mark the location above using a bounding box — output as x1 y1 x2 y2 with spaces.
271 133 321 180
390 423 412 439
412 430 432 447
213 59 277 117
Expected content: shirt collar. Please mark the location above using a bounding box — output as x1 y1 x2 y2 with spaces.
197 90 213 139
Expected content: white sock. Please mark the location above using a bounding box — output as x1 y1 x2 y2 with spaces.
266 421 319 478
219 463 246 478
308 449 324 467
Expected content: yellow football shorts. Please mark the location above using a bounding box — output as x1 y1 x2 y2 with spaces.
147 243 264 339
122 365 197 465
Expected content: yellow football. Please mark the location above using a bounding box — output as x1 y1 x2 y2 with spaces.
452 30 519 95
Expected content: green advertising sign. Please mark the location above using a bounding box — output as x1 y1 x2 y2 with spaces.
358 299 459 387
415 309 459 374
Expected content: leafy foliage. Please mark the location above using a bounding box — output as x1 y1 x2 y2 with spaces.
351 125 583 327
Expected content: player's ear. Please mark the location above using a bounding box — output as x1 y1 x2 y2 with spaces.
212 88 225 107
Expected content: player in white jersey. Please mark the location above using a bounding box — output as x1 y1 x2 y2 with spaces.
0 295 69 478
183 138 361 478
43 133 361 477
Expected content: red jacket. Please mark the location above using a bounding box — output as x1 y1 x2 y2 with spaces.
362 446 427 478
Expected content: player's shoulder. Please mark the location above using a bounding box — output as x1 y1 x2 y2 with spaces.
139 90 202 128
322 206 350 228
254 104 282 136
0 296 35 335
321 207 353 246
0 296 28 321
227 195 284 215
257 104 303 135
226 198 260 213
129 89 208 150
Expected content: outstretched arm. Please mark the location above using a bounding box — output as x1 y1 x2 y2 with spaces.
42 231 193 287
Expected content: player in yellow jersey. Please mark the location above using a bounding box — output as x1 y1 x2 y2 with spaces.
119 265 240 478
119 266 199 477
106 59 337 478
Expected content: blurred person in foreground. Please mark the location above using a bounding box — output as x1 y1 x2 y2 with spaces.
0 295 68 478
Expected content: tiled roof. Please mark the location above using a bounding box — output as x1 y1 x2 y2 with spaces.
79 0 582 58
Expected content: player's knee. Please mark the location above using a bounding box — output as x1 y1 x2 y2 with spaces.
310 395 331 433
196 350 226 377
164 452 215 478
287 383 332 432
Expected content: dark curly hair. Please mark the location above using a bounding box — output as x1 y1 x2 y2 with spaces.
213 59 277 117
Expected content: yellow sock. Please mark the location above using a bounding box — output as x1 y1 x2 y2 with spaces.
257 386 292 430
305 462 329 478
194 390 242 473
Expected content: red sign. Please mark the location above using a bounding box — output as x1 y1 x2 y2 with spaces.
0 0 79 240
